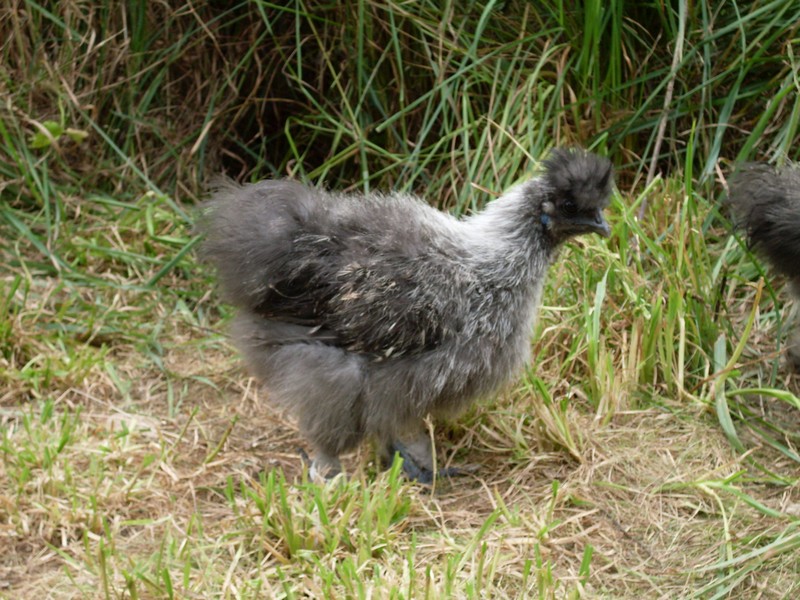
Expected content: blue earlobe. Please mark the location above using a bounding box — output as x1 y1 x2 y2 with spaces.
540 214 551 228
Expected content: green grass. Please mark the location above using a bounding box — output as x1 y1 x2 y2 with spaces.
2 0 800 597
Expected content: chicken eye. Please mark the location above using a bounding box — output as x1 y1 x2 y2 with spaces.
562 199 578 216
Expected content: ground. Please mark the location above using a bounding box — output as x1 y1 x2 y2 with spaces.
2 250 798 597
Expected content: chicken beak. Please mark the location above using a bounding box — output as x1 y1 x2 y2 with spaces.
568 209 610 238
592 210 611 238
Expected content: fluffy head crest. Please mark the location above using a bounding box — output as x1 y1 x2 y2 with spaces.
727 163 800 281
542 148 614 211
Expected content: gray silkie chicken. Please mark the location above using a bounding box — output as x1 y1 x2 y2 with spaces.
727 162 800 372
199 148 614 481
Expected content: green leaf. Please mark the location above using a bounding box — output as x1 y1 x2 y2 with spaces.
29 120 64 148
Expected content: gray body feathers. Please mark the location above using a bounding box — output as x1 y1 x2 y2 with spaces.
199 148 613 472
727 162 800 371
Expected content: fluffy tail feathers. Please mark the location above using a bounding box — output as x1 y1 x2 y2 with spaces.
197 179 327 313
